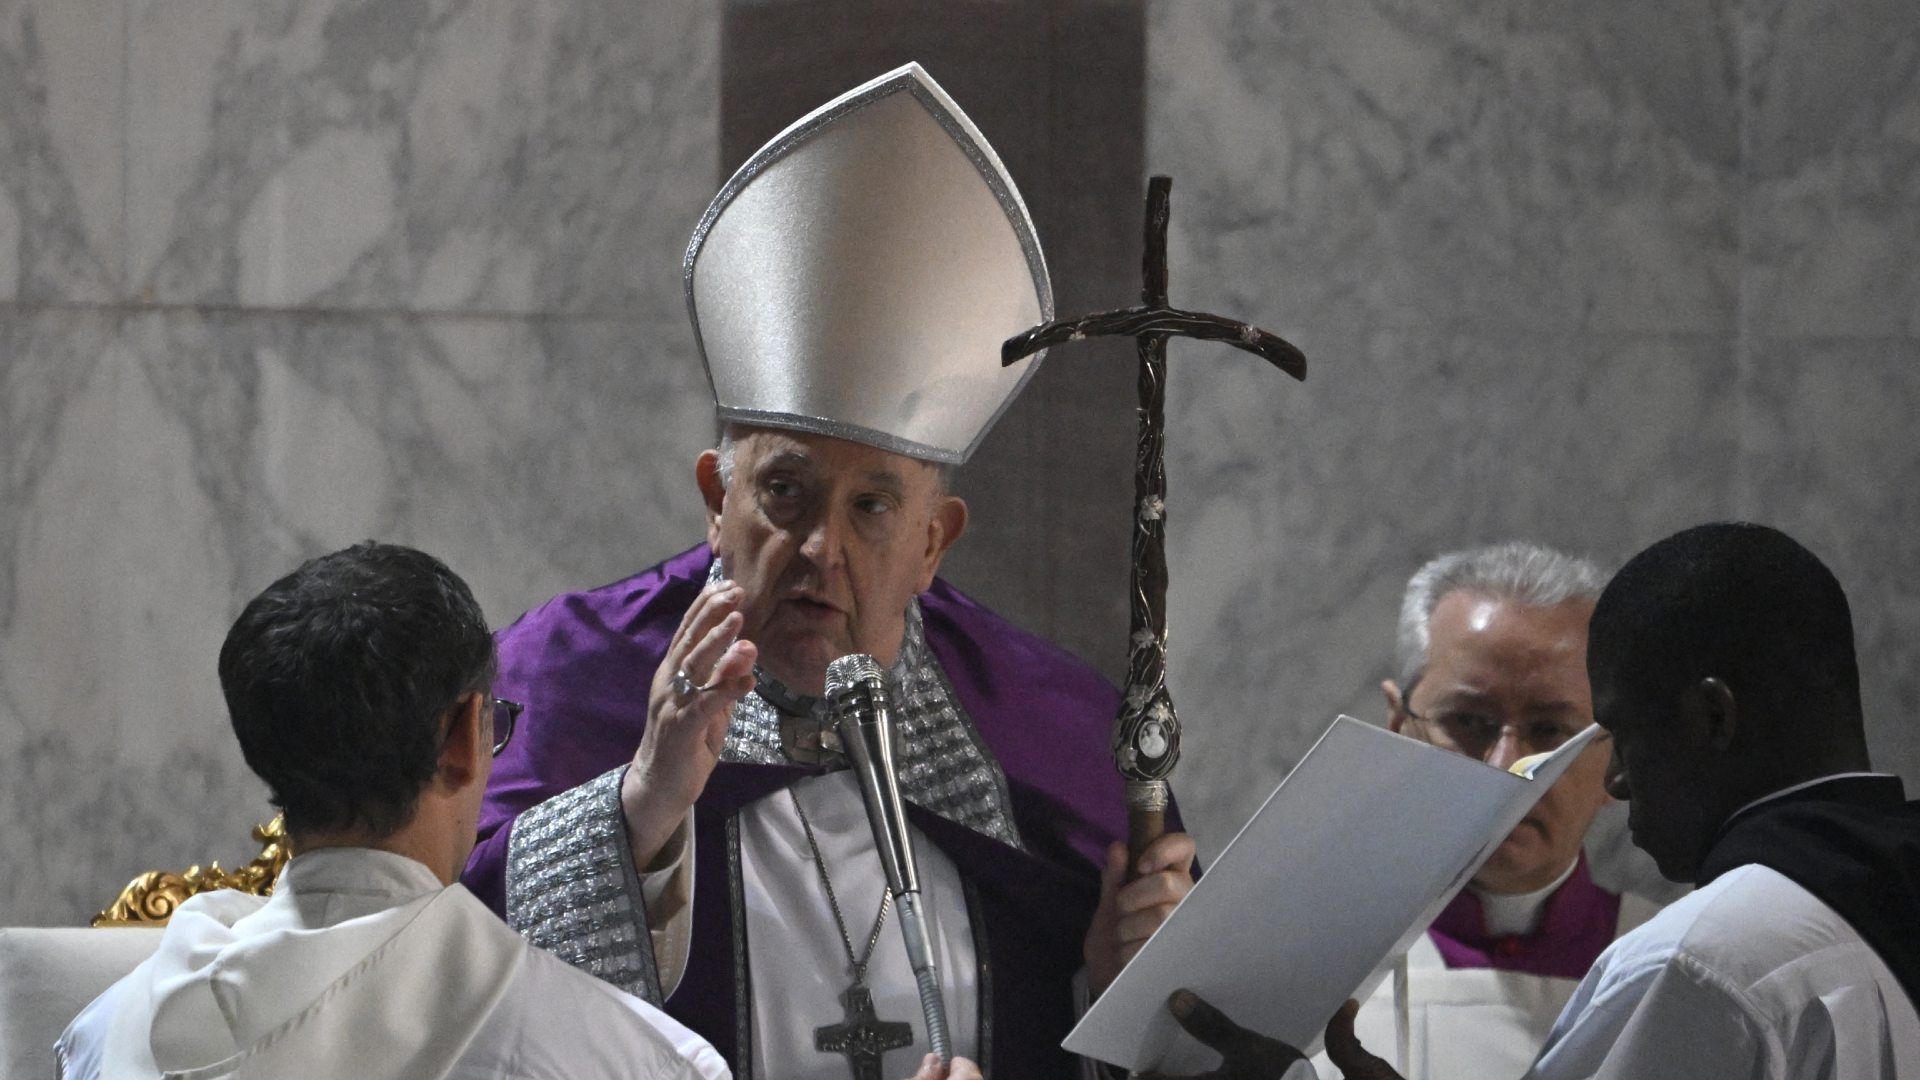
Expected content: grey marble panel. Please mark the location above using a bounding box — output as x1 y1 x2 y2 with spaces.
0 307 713 925
115 310 715 620
1739 336 1920 784
0 0 125 302
1148 0 1739 338
0 308 266 927
1161 325 1739 859
125 0 716 317
1742 0 1920 337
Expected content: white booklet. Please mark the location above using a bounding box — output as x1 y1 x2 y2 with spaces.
1063 714 1606 1073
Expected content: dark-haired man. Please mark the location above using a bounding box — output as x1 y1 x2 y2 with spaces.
1177 523 1920 1080
55 542 728 1080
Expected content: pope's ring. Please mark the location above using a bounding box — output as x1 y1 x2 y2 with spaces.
671 668 709 699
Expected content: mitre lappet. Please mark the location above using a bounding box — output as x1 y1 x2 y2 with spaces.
685 62 1053 464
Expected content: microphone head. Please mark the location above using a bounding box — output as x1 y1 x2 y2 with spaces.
825 653 886 699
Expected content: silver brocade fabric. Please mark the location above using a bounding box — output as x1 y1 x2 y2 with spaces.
717 572 1025 851
506 767 665 1003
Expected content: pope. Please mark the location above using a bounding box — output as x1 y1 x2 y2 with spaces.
461 64 1196 1080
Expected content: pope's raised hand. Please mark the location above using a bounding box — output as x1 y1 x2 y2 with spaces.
621 578 759 867
1085 831 1197 998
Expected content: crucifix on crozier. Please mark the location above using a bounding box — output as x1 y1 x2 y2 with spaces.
815 985 914 1080
1001 174 1306 866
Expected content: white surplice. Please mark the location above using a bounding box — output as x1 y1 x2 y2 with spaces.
1318 873 1666 1080
57 848 727 1080
1525 862 1920 1079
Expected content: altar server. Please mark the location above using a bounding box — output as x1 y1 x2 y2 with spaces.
57 543 727 1080
1305 522 1920 1079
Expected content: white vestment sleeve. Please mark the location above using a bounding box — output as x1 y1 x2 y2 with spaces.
1526 952 1773 1080
54 977 124 1080
636 810 696 998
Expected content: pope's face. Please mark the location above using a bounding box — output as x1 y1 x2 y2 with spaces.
698 428 966 696
1389 591 1612 895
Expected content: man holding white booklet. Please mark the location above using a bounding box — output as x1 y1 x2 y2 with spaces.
1156 523 1920 1080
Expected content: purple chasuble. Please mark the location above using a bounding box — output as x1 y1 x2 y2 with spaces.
463 544 1166 1077
1425 855 1620 980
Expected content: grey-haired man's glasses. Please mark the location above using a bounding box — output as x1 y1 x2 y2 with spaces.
1396 675 1594 762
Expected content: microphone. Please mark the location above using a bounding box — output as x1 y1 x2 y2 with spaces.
825 653 952 1064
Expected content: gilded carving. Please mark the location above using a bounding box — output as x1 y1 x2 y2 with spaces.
92 817 292 927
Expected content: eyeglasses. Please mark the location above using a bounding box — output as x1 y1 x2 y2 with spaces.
1400 692 1587 762
490 697 523 756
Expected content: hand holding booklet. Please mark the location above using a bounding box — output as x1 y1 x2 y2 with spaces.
1064 715 1607 1073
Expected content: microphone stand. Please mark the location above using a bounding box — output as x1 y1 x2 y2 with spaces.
826 653 953 1064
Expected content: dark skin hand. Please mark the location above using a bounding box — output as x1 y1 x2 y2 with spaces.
1323 1000 1402 1080
1135 992 1403 1080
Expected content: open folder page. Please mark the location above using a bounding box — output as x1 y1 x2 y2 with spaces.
1063 715 1606 1073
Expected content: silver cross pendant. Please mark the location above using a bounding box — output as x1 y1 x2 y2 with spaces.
815 984 915 1080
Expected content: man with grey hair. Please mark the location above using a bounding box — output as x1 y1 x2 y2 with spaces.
1325 542 1664 1080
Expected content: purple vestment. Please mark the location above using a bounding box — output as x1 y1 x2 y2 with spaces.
464 544 1161 1077
1426 854 1621 979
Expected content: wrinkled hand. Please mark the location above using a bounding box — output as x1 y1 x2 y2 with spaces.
901 1053 982 1080
1135 990 1305 1080
1323 999 1402 1080
1085 832 1197 997
621 579 758 866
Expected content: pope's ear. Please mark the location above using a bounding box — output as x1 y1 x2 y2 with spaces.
695 449 727 545
918 494 968 591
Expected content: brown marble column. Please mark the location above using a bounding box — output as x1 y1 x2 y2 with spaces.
722 0 1144 680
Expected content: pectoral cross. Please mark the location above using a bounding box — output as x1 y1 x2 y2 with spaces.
815 985 915 1080
1002 175 1307 871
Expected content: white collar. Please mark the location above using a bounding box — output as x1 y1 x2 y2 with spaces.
273 846 444 903
1470 856 1580 937
1726 771 1898 824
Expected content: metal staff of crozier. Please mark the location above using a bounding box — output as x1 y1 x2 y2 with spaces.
1002 175 1306 869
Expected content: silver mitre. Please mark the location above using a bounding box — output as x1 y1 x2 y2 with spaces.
685 63 1052 465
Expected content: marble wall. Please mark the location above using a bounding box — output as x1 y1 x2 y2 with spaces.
5 0 1916 923
1 0 719 924
1151 0 1920 861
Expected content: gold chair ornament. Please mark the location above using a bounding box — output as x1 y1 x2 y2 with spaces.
92 817 292 927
